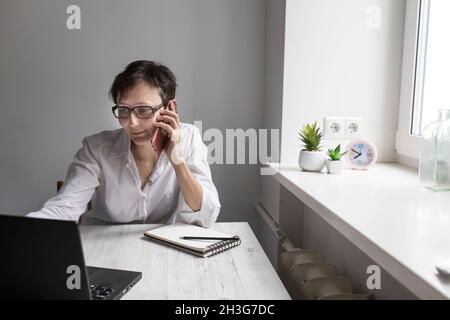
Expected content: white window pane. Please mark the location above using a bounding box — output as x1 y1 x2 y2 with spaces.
413 0 450 135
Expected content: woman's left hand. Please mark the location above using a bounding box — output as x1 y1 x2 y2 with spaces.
154 100 182 164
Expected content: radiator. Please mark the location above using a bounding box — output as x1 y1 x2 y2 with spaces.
255 204 370 300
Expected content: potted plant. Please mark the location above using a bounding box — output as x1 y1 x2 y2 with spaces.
326 144 347 174
298 122 326 172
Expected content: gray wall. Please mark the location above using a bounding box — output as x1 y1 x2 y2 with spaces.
259 0 285 222
252 0 286 267
0 0 267 223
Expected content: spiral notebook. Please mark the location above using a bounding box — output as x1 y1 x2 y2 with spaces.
143 223 241 258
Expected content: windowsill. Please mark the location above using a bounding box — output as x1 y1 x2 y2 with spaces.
268 162 450 299
396 153 419 169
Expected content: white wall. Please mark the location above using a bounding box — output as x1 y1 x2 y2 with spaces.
281 0 406 166
252 0 418 299
0 0 267 223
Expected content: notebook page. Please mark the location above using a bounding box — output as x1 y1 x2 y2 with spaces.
144 223 236 251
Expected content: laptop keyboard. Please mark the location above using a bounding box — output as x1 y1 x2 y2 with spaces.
90 284 116 300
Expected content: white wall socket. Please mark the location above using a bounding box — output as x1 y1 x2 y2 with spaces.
345 117 362 138
324 117 346 139
324 117 362 139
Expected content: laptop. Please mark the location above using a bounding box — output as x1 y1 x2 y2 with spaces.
0 214 142 300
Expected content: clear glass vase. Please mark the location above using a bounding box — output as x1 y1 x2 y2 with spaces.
419 109 450 191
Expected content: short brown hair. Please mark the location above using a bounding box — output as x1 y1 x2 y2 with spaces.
109 60 177 104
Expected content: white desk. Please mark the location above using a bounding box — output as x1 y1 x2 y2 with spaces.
268 163 450 299
80 222 290 300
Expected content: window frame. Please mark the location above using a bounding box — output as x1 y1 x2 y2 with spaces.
396 0 429 160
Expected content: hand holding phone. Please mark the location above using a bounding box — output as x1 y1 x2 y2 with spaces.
151 104 170 156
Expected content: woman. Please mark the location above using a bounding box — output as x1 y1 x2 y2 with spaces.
28 60 221 227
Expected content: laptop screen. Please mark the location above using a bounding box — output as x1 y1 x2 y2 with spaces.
0 214 91 299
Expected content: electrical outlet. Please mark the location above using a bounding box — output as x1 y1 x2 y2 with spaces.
324 117 346 139
345 117 362 138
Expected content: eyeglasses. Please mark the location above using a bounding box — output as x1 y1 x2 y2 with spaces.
112 102 166 119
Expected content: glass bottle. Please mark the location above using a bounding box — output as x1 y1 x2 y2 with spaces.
419 109 450 191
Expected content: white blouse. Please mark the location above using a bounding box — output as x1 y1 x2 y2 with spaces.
27 123 221 227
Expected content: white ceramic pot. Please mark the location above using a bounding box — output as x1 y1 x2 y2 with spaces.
326 159 344 174
298 150 326 172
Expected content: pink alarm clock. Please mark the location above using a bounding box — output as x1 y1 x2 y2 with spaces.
345 139 377 170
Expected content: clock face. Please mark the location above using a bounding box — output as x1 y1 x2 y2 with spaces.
345 140 377 169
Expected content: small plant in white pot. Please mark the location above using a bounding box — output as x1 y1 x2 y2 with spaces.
326 144 347 174
298 122 325 172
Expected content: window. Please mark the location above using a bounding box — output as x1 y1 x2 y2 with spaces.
397 0 450 160
412 0 450 135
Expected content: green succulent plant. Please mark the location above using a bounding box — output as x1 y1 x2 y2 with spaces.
298 122 323 152
327 144 348 161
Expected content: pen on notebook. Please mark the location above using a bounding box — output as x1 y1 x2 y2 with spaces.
180 236 239 241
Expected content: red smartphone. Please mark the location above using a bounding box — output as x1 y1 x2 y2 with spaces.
151 105 170 156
